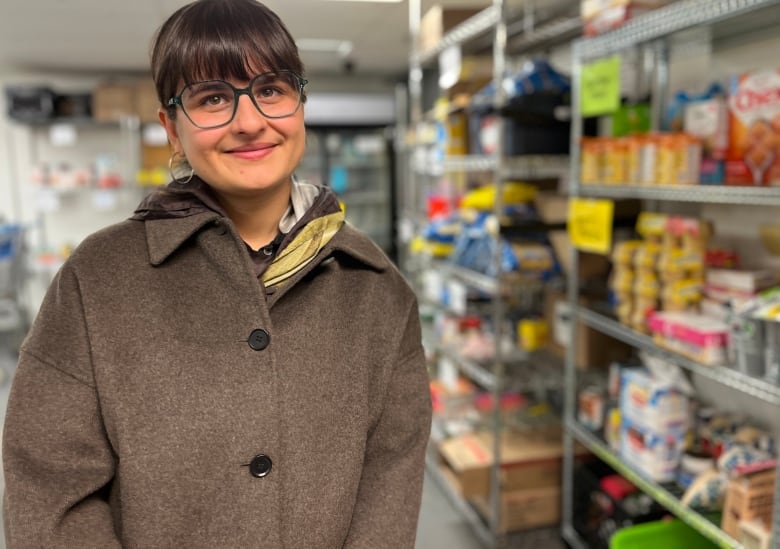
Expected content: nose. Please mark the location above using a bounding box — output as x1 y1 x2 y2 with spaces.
231 94 268 133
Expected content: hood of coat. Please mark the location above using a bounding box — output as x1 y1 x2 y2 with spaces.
130 177 389 287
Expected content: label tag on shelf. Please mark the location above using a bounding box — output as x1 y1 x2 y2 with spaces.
567 198 614 254
581 55 621 117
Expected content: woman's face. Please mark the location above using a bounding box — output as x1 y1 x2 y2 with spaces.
159 73 306 198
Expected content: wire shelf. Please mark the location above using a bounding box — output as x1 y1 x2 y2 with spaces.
567 420 742 549
578 183 780 206
418 6 500 65
577 307 780 405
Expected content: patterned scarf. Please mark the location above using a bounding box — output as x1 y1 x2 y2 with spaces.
262 209 344 288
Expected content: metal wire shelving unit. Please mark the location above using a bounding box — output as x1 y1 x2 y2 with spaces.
563 1 780 548
406 0 579 546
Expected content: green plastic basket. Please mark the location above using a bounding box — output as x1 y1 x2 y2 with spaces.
610 519 719 549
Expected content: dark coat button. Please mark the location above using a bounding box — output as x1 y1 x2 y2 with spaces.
248 329 270 351
249 454 273 478
213 220 228 236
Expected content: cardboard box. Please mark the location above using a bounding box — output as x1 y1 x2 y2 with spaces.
92 82 136 122
444 56 493 104
437 424 585 499
420 5 481 52
581 0 675 37
684 97 728 184
141 144 172 171
472 485 561 533
548 231 611 280
722 469 776 539
726 69 780 185
135 78 161 124
546 291 633 370
739 519 772 549
534 193 568 224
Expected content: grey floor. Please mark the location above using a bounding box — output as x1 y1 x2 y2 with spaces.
416 472 484 549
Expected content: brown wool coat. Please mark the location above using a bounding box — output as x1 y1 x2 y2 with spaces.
3 211 432 548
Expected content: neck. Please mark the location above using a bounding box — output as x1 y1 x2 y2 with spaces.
215 181 292 250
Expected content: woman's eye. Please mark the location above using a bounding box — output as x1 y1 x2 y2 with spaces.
259 87 279 98
198 93 230 107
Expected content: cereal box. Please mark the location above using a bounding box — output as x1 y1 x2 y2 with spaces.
727 69 780 186
684 97 728 184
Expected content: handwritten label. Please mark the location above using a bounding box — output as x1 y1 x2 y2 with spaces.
581 56 621 117
567 198 614 254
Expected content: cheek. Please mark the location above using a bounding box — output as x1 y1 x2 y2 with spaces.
287 120 307 159
179 130 219 166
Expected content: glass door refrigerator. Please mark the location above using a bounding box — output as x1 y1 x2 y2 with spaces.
297 126 397 262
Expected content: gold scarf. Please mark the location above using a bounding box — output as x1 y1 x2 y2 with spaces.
262 210 345 288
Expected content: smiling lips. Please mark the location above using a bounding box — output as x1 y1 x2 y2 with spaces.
228 143 277 160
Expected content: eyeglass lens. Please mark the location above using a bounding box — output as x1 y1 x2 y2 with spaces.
180 72 302 128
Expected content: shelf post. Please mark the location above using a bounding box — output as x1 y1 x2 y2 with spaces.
561 39 583 545
488 0 507 544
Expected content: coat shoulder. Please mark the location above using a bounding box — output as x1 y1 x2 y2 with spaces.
67 219 146 272
330 223 416 302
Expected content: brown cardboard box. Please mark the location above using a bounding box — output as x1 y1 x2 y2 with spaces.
721 468 775 538
445 56 494 104
141 144 172 171
545 290 633 370
437 424 588 499
472 485 561 533
135 78 161 124
420 5 482 52
548 231 611 280
534 193 568 224
92 82 136 122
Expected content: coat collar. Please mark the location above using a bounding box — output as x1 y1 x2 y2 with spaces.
143 212 222 266
326 223 390 272
142 213 389 273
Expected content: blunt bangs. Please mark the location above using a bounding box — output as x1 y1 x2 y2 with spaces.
152 0 305 115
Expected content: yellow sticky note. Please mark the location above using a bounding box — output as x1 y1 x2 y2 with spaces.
581 56 621 117
567 198 614 255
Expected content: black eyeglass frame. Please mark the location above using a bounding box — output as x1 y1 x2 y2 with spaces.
167 70 308 129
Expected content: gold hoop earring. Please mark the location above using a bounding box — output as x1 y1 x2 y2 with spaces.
168 151 194 184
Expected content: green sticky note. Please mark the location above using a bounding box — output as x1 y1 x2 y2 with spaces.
581 56 621 117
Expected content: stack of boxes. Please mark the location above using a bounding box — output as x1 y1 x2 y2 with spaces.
436 424 586 533
92 79 171 186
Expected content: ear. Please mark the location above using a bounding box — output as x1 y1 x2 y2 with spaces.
158 108 182 151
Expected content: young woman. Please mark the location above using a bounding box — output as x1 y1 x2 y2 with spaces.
2 1 432 547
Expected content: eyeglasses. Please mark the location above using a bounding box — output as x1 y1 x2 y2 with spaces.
167 70 308 129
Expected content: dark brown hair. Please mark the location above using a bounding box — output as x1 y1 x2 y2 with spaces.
150 0 306 119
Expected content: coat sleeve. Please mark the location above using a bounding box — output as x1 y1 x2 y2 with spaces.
3 263 121 548
342 298 432 549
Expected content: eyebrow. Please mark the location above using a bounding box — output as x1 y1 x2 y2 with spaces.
186 81 231 93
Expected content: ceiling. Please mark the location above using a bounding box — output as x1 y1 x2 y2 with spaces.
0 0 496 80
